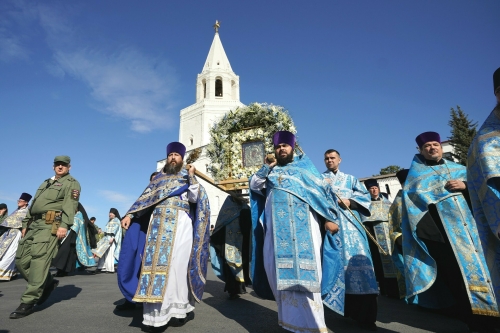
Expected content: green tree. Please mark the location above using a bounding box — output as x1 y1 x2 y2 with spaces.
448 106 477 166
373 165 403 176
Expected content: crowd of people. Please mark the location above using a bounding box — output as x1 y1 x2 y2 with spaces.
1 67 499 333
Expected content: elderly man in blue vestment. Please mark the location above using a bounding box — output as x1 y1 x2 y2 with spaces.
119 142 211 331
250 131 343 333
467 67 500 307
402 131 499 332
322 149 379 331
0 193 31 280
362 178 402 299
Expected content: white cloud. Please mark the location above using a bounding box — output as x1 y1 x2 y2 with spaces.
0 34 29 62
2 0 178 133
53 48 176 132
99 190 135 206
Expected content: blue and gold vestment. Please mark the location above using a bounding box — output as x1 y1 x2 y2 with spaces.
361 195 398 279
402 154 498 316
125 170 210 303
468 108 500 302
210 197 248 283
322 170 378 305
72 211 96 268
250 154 344 314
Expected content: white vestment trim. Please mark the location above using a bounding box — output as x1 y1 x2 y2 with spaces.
142 190 196 327
0 230 21 280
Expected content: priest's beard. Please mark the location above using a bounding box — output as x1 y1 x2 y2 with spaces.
276 151 294 166
496 102 500 110
164 162 183 175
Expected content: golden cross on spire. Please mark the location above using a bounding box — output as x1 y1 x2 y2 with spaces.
213 20 220 33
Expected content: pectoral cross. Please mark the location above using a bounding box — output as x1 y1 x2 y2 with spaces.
278 174 283 185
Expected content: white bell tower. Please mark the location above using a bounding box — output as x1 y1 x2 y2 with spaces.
158 21 245 223
178 21 244 149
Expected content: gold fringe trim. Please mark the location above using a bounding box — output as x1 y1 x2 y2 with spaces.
471 308 500 317
132 296 163 303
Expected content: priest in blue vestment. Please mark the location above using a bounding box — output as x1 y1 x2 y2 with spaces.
250 131 342 333
119 142 211 330
322 149 379 331
362 178 401 299
467 67 500 306
402 131 499 332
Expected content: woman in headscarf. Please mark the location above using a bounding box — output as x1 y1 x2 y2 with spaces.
0 204 8 237
53 203 97 276
92 208 122 273
74 203 97 270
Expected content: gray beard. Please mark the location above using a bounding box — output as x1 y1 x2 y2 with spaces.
164 162 183 175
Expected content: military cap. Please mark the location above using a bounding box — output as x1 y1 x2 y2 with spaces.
54 155 71 164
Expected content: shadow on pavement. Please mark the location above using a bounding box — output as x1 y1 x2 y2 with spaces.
38 284 83 310
112 298 144 329
204 279 283 332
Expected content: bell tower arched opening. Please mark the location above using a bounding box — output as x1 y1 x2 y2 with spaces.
215 78 223 97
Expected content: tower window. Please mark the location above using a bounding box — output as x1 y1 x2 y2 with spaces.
385 184 391 195
203 82 206 98
215 79 223 97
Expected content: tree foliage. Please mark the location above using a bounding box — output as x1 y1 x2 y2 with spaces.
448 106 477 166
373 165 403 176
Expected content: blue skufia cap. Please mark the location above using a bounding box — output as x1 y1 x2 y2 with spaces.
272 131 295 148
166 142 186 159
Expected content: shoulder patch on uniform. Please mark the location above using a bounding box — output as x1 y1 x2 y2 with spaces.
71 189 80 200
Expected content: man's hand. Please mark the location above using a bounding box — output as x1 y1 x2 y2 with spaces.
21 228 26 238
338 198 350 209
187 164 196 176
121 216 131 229
445 180 466 191
56 227 67 240
325 221 339 234
109 237 114 244
265 155 277 168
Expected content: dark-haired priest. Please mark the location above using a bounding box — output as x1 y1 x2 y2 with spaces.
401 131 499 332
250 131 342 333
361 178 401 299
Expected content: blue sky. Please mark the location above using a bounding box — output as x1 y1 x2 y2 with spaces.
1 0 498 228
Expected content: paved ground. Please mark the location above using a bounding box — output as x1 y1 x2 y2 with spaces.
0 269 482 333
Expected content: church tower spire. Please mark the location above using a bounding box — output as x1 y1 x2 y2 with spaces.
179 21 243 149
196 21 240 102
163 21 245 224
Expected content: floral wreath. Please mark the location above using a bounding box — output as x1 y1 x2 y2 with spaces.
206 102 297 181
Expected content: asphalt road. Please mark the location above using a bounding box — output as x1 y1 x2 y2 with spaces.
0 269 476 333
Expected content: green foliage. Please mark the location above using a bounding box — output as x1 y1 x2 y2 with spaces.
206 103 296 181
373 165 403 176
448 106 477 166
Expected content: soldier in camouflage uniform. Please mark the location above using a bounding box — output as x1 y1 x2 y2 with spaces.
10 155 81 319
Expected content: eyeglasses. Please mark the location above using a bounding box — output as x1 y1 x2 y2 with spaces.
17 199 26 202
